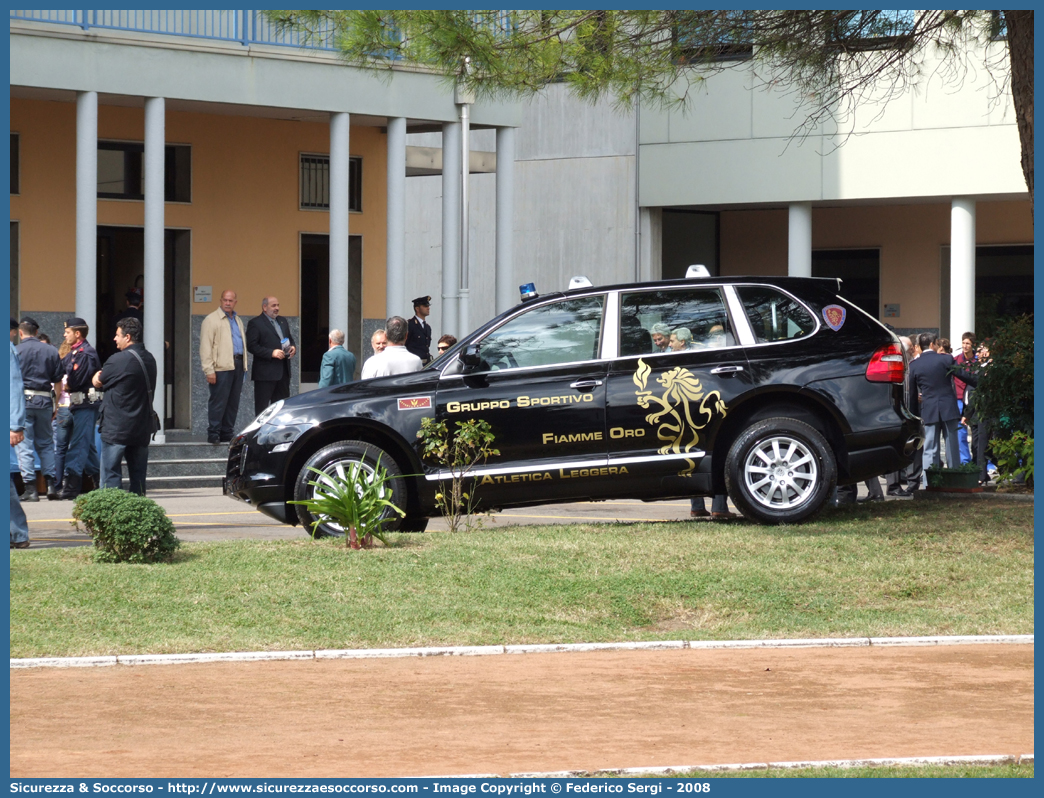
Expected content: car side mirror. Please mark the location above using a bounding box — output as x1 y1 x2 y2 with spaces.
461 344 482 371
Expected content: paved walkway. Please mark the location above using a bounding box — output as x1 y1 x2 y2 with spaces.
19 484 910 548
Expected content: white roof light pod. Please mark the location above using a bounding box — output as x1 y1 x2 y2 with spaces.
686 264 711 278
569 275 593 290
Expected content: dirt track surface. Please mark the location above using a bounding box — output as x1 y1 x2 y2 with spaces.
10 644 1033 778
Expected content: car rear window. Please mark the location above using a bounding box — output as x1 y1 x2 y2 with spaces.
619 288 734 356
736 286 817 343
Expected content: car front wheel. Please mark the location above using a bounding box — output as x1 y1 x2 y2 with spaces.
293 440 408 538
724 417 836 525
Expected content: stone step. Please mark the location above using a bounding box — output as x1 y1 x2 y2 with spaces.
147 441 232 460
144 474 224 490
115 443 229 489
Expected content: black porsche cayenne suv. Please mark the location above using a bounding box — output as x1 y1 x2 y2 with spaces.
225 275 922 530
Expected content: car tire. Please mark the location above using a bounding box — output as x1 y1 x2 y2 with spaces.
293 441 408 538
724 417 836 525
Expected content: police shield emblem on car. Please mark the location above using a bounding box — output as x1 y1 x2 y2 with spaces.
226 275 919 530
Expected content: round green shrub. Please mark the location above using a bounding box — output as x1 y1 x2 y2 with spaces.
72 488 181 563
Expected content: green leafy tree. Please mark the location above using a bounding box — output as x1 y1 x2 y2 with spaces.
269 9 1033 210
972 314 1034 438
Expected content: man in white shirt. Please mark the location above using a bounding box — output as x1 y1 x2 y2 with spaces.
361 317 423 379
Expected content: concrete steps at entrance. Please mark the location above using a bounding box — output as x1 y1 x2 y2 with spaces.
122 439 230 490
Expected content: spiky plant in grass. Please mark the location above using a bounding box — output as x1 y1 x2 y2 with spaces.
289 456 405 549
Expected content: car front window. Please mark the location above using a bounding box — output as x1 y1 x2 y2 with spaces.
619 288 733 357
475 295 605 371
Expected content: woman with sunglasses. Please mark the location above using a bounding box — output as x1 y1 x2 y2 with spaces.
435 334 457 359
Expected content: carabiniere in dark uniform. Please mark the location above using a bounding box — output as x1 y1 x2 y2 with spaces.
406 295 433 365
56 317 102 500
15 317 62 500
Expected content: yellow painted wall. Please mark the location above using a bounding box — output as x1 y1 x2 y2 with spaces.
721 201 1033 328
10 97 387 317
9 99 78 311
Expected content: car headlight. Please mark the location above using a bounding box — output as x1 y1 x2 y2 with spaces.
239 400 285 436
255 400 285 426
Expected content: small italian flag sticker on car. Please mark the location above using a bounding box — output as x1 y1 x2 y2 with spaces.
822 304 846 331
398 396 432 410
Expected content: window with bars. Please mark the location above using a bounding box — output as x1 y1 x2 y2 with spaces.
300 154 362 212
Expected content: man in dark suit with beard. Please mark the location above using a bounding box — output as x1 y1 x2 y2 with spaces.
907 332 977 486
246 296 296 415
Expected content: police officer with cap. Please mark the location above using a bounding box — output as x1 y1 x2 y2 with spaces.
14 316 62 500
56 317 102 500
406 295 433 365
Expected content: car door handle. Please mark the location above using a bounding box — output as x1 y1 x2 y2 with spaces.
570 379 604 390
710 365 744 374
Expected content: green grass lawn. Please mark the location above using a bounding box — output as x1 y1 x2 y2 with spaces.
9 499 1033 658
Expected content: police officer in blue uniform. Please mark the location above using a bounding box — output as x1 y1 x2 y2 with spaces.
55 317 102 500
406 295 433 365
14 317 63 500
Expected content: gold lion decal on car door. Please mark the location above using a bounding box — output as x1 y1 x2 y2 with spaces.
632 358 728 476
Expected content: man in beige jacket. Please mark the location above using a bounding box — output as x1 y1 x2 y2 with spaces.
200 290 248 444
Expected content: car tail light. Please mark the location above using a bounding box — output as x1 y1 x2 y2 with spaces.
866 342 905 383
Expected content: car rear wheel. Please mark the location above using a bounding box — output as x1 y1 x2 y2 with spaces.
293 441 408 538
725 417 836 525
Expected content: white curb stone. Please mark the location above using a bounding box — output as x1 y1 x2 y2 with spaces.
506 753 1028 778
117 650 315 666
11 656 118 669
11 634 1033 670
868 634 1034 646
688 637 869 650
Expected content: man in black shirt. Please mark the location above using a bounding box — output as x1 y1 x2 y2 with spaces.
92 317 157 495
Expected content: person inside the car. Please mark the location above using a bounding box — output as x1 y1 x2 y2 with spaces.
650 323 671 353
669 327 700 352
705 323 726 348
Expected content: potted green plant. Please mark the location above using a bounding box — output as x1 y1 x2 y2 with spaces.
289 455 405 549
925 463 982 492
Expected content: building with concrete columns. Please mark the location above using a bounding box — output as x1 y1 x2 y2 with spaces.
9 10 519 439
10 11 1033 441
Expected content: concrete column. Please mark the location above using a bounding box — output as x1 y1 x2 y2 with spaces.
385 116 407 318
441 121 461 337
75 91 98 333
950 198 977 339
788 202 813 277
494 126 515 315
329 112 350 337
638 207 663 283
143 97 166 441
459 103 472 335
